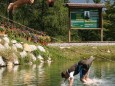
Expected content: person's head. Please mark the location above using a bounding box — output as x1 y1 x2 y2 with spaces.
61 71 69 80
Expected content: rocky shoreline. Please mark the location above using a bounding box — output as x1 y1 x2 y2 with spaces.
0 34 51 67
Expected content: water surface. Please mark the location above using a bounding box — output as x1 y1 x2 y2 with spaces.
0 61 115 86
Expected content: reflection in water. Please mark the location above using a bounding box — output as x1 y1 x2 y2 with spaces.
0 67 5 86
0 61 114 86
38 62 45 85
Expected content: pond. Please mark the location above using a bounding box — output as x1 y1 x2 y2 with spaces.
0 61 115 86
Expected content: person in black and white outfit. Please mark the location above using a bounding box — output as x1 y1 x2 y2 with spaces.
61 56 95 86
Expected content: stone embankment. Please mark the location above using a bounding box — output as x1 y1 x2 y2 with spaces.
0 34 51 67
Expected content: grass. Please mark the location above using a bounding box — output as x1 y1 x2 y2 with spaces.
0 48 18 62
46 45 115 61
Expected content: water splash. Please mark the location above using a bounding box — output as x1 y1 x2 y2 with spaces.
61 83 67 86
60 80 68 86
61 78 107 86
84 78 105 86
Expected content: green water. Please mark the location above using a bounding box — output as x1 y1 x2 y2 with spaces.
0 61 115 86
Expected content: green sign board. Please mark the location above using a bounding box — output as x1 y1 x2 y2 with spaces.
71 9 99 28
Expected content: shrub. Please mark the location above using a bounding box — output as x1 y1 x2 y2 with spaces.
0 48 17 62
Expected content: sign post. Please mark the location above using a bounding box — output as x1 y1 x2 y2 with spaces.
66 3 104 42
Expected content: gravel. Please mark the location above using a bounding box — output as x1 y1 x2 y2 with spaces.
48 42 115 47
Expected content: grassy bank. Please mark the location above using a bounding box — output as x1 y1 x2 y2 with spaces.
47 45 115 61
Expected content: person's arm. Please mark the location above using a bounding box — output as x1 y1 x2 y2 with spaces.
68 71 74 86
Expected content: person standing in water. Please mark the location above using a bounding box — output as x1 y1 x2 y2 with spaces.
61 56 95 86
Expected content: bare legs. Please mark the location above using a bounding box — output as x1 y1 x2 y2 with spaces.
80 70 92 83
68 78 74 86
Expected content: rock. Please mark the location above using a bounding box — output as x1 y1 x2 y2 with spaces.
47 57 52 63
37 55 44 60
37 45 45 52
11 40 23 49
12 53 19 65
29 53 36 61
0 56 6 67
15 43 23 49
37 55 44 63
11 40 17 44
23 43 31 52
0 44 5 50
20 50 27 58
107 49 110 53
13 58 19 65
29 45 37 51
4 42 10 49
3 36 10 43
12 44 17 51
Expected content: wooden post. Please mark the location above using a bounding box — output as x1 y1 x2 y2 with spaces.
101 29 103 41
100 8 103 41
68 29 71 42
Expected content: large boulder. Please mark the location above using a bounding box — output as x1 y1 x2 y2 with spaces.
15 43 23 49
20 50 27 58
29 45 37 51
37 45 46 52
23 43 31 52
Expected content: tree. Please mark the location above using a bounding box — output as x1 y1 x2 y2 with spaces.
103 1 115 40
27 0 68 37
1 0 69 41
93 0 101 3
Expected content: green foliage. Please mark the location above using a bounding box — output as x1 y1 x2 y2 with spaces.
103 1 115 41
1 0 68 42
93 0 101 3
3 0 115 42
0 27 5 31
33 49 50 61
33 49 40 57
0 48 17 62
19 53 31 65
